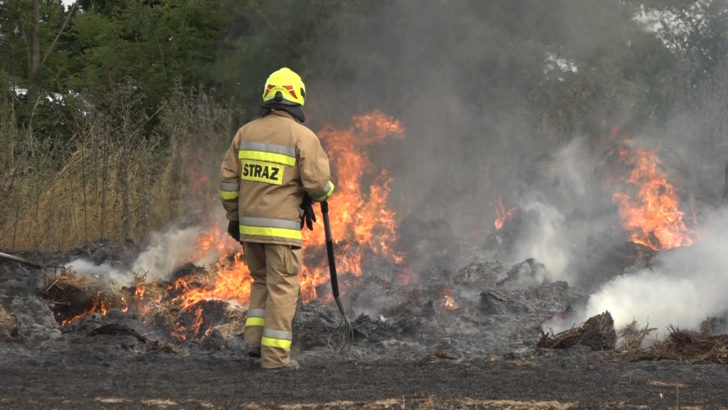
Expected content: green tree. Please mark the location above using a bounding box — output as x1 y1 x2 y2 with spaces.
210 0 367 122
69 0 225 117
0 0 72 93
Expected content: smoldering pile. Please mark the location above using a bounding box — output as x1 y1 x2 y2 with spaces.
3 236 728 366
537 312 728 364
537 311 617 351
614 322 728 364
0 239 584 361
41 262 249 346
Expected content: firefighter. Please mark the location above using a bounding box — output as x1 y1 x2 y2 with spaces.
219 67 334 370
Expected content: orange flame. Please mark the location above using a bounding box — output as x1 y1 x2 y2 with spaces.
612 142 693 251
189 221 240 265
61 293 108 326
139 110 407 338
440 286 456 310
300 110 406 301
493 195 517 230
174 252 252 310
442 295 456 310
135 284 145 299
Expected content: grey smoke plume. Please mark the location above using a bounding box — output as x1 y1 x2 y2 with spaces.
309 1 642 238
307 2 726 303
583 206 728 336
503 138 625 287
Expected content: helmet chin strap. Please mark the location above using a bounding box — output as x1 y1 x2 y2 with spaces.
260 102 305 123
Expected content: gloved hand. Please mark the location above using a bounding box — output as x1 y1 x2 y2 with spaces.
227 220 240 242
300 194 316 230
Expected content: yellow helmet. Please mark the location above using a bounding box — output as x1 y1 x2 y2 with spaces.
262 67 306 106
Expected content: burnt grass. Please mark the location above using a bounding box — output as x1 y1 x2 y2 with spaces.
2 244 728 409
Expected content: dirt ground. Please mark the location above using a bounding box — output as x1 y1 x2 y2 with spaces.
2 247 728 409
2 344 728 409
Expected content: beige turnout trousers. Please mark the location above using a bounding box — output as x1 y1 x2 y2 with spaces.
243 242 302 368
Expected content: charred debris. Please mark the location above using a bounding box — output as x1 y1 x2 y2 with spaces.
2 236 727 365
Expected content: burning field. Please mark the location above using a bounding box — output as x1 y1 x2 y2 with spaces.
2 111 728 408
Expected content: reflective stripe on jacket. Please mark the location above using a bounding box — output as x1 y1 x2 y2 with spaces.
219 110 334 246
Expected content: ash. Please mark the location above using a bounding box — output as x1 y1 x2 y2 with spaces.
0 239 584 365
3 240 728 408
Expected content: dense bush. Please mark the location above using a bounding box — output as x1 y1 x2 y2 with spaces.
1 0 726 249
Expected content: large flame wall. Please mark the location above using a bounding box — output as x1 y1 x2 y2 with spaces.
152 111 407 338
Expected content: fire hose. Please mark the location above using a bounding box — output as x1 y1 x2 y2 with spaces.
0 251 46 269
320 200 353 352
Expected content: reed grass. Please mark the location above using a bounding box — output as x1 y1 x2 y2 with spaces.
0 86 232 250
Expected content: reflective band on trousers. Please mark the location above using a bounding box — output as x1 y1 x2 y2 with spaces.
239 216 302 240
219 190 239 200
261 328 293 350
246 317 264 327
248 308 265 317
220 181 240 191
245 308 265 327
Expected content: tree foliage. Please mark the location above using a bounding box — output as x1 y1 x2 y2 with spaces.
69 0 224 107
0 0 726 249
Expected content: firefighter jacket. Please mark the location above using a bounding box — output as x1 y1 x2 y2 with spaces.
219 109 334 247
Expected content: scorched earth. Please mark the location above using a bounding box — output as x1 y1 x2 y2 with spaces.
1 241 728 409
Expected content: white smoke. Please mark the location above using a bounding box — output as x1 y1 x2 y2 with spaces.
507 138 619 285
131 226 206 280
509 200 569 283
583 206 728 336
66 223 235 286
64 259 132 290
